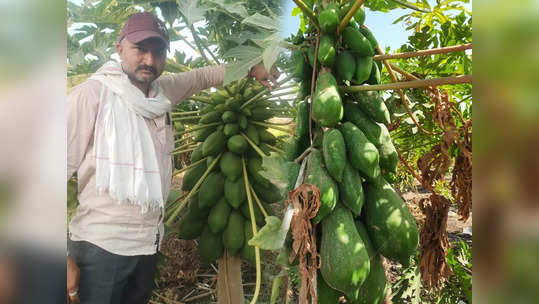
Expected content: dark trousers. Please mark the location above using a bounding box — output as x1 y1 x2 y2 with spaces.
68 240 157 304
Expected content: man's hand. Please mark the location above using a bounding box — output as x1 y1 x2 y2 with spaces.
67 256 80 304
248 63 280 89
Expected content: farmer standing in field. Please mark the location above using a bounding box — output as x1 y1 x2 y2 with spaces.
66 12 277 304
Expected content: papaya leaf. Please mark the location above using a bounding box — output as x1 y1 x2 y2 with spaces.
259 153 300 194
177 0 207 26
223 46 263 85
248 216 286 250
242 13 279 31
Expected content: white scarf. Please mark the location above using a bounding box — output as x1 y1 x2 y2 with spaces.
90 61 171 212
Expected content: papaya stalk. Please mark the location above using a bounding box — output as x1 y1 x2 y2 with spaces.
165 153 223 227
264 144 285 154
292 0 319 30
171 116 200 122
171 110 201 116
248 183 269 218
240 74 295 110
171 146 197 156
172 157 207 176
240 132 267 158
189 96 213 104
242 157 262 304
171 142 198 153
251 121 293 133
337 0 366 35
176 122 221 137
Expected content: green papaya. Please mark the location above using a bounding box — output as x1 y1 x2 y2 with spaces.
214 103 227 113
284 137 302 161
181 162 207 191
247 157 270 188
251 107 273 121
225 97 241 111
177 210 205 240
202 130 226 157
366 61 381 85
208 198 231 233
320 205 370 300
335 51 356 81
307 46 316 68
240 198 265 226
306 149 338 223
194 125 216 142
224 177 246 209
227 135 248 154
221 111 237 123
364 181 419 265
258 129 277 145
198 171 225 208
198 226 224 264
318 272 345 304
313 125 324 148
319 3 339 33
295 100 310 140
220 152 242 181
318 35 336 66
199 111 221 124
342 26 373 56
291 50 311 80
222 211 245 256
238 114 248 130
354 221 388 304
340 122 380 180
312 71 343 127
354 56 373 84
322 129 346 182
252 180 282 204
190 144 204 162
355 91 391 125
355 5 366 25
188 194 211 219
212 90 229 104
223 123 240 137
359 26 378 51
339 163 365 217
343 103 398 174
241 221 257 264
246 124 260 145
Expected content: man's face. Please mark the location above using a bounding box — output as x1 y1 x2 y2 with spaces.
116 37 167 86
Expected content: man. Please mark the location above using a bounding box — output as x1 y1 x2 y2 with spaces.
67 12 277 304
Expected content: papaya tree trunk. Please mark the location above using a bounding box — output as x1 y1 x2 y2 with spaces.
216 250 244 304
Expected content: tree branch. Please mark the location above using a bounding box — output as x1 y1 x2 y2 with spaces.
373 43 472 61
340 75 472 92
337 0 366 35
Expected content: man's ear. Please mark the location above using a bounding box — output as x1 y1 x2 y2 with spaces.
115 42 123 56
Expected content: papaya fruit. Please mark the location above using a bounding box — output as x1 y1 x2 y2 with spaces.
208 198 231 233
246 157 270 188
291 50 310 80
306 149 338 223
222 211 245 256
284 137 302 161
339 162 365 217
194 125 216 142
258 129 277 145
335 51 356 81
355 56 373 84
224 177 246 209
241 221 258 264
220 152 242 181
225 97 241 111
307 46 316 68
322 129 346 182
312 125 324 148
212 90 229 104
318 272 345 304
355 91 391 125
364 180 419 265
202 130 226 157
246 124 260 145
177 210 205 240
354 5 366 25
317 35 336 66
227 135 248 154
190 144 204 162
343 103 398 174
354 221 388 304
340 122 380 180
238 114 248 130
251 107 273 121
181 162 207 191
359 26 378 51
252 180 282 204
312 71 343 127
295 100 310 140
223 123 240 137
240 198 265 226
188 194 211 219
198 171 225 208
318 3 339 33
221 111 237 123
214 103 227 113
366 61 381 85
198 226 224 264
342 26 373 56
199 111 221 124
320 205 370 300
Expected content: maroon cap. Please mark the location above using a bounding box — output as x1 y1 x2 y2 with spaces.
118 12 169 48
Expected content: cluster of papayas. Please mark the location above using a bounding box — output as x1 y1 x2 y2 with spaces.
286 2 418 303
176 78 284 265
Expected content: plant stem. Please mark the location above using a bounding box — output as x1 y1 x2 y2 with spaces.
340 75 472 92
268 90 298 99
258 120 293 126
189 96 213 104
240 133 267 158
240 74 295 110
165 153 222 227
171 110 201 116
248 183 269 218
373 43 472 61
171 116 200 122
251 121 293 133
171 146 197 155
337 0 366 35
176 122 221 137
292 0 319 30
271 84 297 92
389 0 431 13
242 157 262 304
309 33 321 146
172 157 207 176
294 146 312 163
265 144 285 154
171 142 198 153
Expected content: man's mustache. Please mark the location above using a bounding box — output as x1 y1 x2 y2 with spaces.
136 65 157 75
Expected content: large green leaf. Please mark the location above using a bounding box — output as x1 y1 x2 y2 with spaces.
248 216 286 250
223 46 263 85
177 0 207 26
242 13 279 31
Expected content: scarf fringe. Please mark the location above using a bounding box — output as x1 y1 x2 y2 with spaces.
97 186 164 214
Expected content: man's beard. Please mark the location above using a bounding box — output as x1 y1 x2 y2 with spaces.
122 63 159 85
